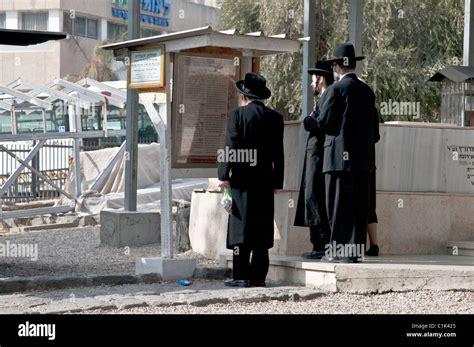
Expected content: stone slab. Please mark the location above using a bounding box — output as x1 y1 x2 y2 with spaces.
100 210 160 247
221 253 474 293
135 257 197 280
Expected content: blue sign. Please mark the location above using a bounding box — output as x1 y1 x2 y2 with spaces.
112 0 171 27
112 8 170 27
142 0 170 16
112 0 170 14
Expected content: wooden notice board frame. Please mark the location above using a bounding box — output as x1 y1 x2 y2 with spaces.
127 45 165 89
171 52 241 169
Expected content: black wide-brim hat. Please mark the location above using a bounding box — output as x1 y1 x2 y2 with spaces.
235 72 271 100
308 59 334 80
326 43 365 65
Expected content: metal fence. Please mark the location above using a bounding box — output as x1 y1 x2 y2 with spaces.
82 136 158 151
0 140 73 203
0 137 158 203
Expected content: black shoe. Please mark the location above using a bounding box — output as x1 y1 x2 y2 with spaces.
365 245 379 256
349 256 363 263
301 250 325 259
224 279 251 287
251 280 266 287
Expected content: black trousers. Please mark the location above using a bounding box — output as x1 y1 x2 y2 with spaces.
325 171 370 251
232 244 269 281
310 224 330 252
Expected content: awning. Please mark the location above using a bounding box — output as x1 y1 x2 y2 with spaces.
0 29 67 46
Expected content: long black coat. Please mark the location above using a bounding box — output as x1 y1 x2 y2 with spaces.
294 106 327 227
317 74 380 173
218 101 284 250
316 73 380 246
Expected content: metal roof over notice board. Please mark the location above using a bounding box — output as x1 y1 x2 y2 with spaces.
101 26 300 56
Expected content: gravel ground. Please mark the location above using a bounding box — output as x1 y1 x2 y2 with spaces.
0 226 218 277
106 292 473 315
0 279 471 314
89 288 474 315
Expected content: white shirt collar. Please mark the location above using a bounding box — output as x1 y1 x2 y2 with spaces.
339 72 357 80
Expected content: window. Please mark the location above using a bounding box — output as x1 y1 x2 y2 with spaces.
141 28 162 38
74 17 87 36
86 18 98 39
21 12 48 31
107 21 127 42
63 12 100 39
63 12 72 33
0 12 6 29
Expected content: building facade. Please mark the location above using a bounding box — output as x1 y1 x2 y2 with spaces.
0 0 219 85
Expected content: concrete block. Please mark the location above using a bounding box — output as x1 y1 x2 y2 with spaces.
189 191 228 259
100 210 160 247
135 257 197 280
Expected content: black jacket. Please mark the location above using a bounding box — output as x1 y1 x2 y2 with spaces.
294 105 327 227
218 101 284 189
217 100 284 249
317 74 380 173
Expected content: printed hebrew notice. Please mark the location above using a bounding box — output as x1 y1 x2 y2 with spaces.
173 55 238 168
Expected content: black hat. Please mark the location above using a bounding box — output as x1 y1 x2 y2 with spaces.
308 59 334 80
326 43 365 66
235 72 271 100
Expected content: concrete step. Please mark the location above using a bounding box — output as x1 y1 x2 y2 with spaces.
221 253 474 293
447 241 474 257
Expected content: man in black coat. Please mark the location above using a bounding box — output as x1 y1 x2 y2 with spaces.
317 43 380 263
218 72 284 287
294 60 333 259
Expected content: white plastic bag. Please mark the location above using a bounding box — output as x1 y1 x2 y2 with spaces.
220 187 232 214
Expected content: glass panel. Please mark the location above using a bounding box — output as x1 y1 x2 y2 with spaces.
21 12 49 31
87 18 98 39
0 12 6 29
0 112 11 133
47 103 68 132
73 16 86 37
107 21 127 41
63 12 72 33
16 111 44 134
81 107 101 131
106 105 125 130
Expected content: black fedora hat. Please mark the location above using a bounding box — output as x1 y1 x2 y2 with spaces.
235 72 271 100
308 59 334 80
326 43 365 66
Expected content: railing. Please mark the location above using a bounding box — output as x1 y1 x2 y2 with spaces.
82 136 158 151
0 140 73 203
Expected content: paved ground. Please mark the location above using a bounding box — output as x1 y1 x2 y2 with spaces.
0 280 472 314
0 226 217 277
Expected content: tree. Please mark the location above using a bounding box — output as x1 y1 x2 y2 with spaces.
78 41 118 82
218 0 464 122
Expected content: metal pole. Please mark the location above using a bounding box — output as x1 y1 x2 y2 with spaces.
298 0 316 181
124 0 140 211
349 0 364 76
31 140 38 199
160 53 174 259
68 100 82 197
11 106 17 135
464 0 474 66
